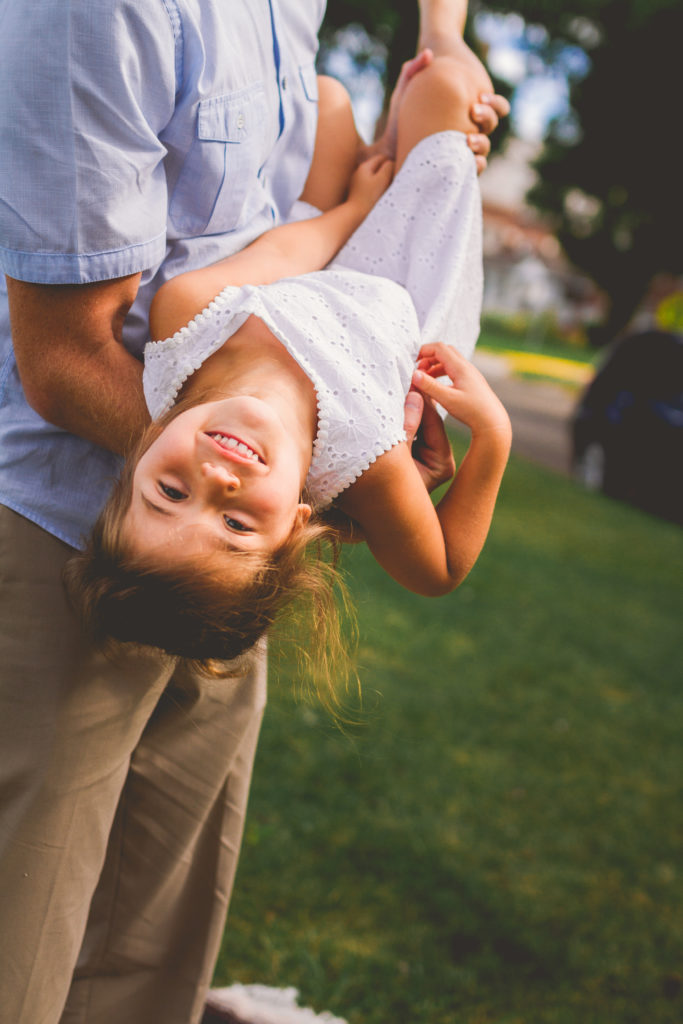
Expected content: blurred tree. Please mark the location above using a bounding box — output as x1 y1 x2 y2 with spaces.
499 0 683 344
322 1 682 344
320 0 416 93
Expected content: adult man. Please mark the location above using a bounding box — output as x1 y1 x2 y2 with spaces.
0 2 505 1021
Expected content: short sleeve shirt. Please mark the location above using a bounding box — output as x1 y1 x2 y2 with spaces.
0 0 324 547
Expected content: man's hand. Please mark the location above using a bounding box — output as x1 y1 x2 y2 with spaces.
403 387 456 492
467 92 510 173
371 47 509 175
446 34 510 174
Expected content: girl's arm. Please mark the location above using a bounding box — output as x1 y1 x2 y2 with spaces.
336 344 511 596
150 156 393 340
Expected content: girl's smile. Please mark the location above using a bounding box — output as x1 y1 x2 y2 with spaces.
204 432 264 464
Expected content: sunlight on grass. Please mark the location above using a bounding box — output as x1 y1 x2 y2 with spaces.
215 454 683 1024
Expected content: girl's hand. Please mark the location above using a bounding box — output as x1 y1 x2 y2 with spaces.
403 388 456 492
413 343 512 442
347 154 394 215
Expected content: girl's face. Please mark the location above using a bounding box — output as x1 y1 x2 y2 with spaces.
124 397 311 558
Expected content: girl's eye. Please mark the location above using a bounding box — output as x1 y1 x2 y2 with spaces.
224 515 252 533
159 481 186 501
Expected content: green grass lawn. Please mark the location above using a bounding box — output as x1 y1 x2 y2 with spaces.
214 453 683 1024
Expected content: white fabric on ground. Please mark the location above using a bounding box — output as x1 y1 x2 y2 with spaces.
206 984 348 1024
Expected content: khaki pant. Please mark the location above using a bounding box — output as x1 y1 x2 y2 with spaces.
0 506 266 1024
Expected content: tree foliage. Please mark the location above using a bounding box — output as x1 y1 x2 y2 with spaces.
321 0 416 91
486 0 683 341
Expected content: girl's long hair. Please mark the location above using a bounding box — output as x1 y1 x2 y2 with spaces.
63 400 355 708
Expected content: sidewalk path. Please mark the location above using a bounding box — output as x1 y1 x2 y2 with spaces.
472 350 581 476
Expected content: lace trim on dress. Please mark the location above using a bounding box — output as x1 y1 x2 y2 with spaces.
144 284 334 500
145 288 246 416
144 273 417 509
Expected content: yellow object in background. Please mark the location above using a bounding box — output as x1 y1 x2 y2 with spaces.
505 350 593 385
655 291 683 333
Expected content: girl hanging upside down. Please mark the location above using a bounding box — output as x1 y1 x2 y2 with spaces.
66 35 512 693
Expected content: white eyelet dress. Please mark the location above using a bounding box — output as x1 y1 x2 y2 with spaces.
144 131 482 509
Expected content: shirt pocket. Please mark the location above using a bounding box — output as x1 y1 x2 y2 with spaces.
298 62 318 103
169 83 267 236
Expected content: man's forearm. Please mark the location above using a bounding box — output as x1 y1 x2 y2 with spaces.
6 274 149 455
35 342 149 455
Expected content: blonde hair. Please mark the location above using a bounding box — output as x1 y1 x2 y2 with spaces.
64 403 353 707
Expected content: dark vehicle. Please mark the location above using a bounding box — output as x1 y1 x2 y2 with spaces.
571 329 683 524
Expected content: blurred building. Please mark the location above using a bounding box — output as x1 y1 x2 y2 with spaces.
479 136 602 332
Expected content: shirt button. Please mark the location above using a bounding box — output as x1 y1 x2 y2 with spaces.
236 112 245 130
281 75 288 90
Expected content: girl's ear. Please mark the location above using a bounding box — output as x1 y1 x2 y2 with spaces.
295 503 312 527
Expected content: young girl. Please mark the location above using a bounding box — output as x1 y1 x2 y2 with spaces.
67 33 511 680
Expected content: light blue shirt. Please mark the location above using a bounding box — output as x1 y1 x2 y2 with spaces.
0 0 324 547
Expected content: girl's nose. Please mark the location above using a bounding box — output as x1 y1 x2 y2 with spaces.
201 461 240 492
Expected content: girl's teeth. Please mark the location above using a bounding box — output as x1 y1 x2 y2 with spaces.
211 433 259 461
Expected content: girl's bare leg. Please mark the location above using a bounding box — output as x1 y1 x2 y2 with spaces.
298 76 362 212
417 0 468 54
371 49 435 160
395 2 494 172
300 61 432 209
300 3 504 200
418 0 494 93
